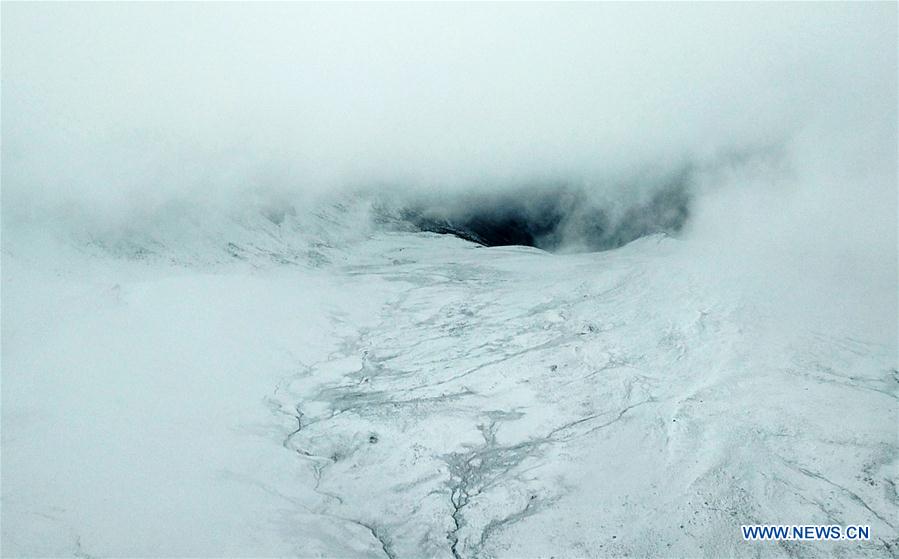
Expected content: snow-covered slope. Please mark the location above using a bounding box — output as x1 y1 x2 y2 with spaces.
2 201 896 558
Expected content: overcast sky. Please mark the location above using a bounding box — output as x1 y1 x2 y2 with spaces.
3 3 894 199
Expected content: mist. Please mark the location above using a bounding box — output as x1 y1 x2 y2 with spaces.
2 3 896 333
4 5 899 557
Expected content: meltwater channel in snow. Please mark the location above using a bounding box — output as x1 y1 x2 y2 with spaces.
2 193 896 558
2 3 897 558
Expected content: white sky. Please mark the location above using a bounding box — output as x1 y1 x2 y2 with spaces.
3 3 894 195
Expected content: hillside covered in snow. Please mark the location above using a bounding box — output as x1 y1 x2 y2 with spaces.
3 196 897 557
2 3 897 558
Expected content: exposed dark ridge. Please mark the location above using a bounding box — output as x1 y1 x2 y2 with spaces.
388 173 691 253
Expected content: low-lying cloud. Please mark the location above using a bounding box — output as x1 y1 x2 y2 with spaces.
3 4 892 203
2 3 896 336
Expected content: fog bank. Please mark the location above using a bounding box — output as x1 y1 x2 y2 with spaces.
2 3 896 327
2 4 892 199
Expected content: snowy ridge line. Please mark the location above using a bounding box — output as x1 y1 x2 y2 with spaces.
3 196 379 270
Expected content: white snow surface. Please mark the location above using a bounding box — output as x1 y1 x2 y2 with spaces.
2 201 897 558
